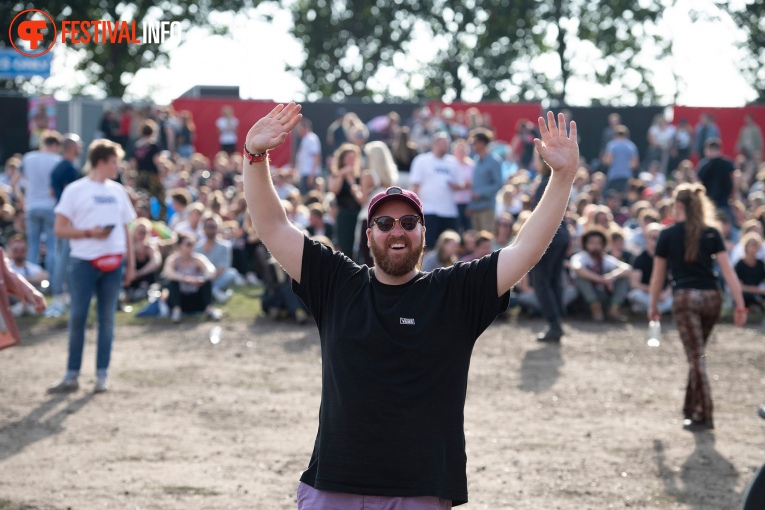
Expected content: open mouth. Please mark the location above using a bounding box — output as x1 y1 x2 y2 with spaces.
389 243 407 251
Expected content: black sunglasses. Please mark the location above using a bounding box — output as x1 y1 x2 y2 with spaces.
372 215 421 232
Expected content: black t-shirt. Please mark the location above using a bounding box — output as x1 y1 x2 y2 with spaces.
735 258 765 287
133 141 160 174
654 223 726 290
292 236 510 505
633 249 669 288
697 157 734 207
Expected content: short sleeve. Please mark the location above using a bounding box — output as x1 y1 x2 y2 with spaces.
708 228 726 254
655 228 671 258
119 184 137 224
54 184 76 219
409 154 424 184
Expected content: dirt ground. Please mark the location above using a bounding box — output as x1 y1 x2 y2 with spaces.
1 315 763 510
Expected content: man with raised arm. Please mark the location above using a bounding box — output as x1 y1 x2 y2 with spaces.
242 104 579 509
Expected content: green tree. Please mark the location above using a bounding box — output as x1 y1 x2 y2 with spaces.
289 0 669 104
1 0 256 98
719 0 765 103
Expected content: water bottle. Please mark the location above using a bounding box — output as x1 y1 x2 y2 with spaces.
209 326 222 345
647 320 661 347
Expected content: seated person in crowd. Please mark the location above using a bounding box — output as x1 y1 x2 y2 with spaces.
161 233 221 323
735 232 765 312
5 234 48 316
628 223 672 314
459 230 494 262
261 247 310 326
730 219 765 266
125 218 162 302
173 202 205 238
422 229 461 271
609 228 635 266
195 215 239 303
168 188 192 229
305 204 334 240
571 227 632 321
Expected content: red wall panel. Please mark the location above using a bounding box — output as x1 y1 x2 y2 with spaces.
671 105 765 161
171 98 292 168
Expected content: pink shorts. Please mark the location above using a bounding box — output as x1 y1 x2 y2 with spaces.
296 482 453 510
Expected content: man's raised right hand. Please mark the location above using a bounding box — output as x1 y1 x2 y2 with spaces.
245 103 303 155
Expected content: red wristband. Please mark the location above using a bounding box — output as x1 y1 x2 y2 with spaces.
243 143 268 165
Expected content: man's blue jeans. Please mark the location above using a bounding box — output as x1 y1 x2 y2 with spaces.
66 258 123 378
25 208 56 272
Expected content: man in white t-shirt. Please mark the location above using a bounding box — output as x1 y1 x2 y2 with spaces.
570 227 632 322
410 132 465 248
47 139 137 395
216 105 239 154
21 130 62 273
295 118 321 194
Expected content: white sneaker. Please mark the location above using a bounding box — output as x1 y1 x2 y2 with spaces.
212 288 233 303
44 303 66 318
94 378 108 393
207 308 223 321
171 307 182 324
246 273 261 286
233 273 246 286
158 300 169 318
10 301 25 317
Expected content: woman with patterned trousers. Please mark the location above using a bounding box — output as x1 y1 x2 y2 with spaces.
649 183 747 432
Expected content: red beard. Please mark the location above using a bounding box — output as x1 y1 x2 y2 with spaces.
369 232 425 277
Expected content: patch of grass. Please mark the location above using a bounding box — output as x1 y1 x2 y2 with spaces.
162 486 219 496
17 285 265 333
0 499 43 510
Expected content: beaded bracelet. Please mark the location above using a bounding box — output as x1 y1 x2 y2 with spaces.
243 143 268 164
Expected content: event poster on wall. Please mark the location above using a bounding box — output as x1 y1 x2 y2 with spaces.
27 95 57 149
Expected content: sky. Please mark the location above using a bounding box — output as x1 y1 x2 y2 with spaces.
41 0 758 108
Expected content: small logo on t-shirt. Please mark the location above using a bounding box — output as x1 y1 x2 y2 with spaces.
400 318 415 325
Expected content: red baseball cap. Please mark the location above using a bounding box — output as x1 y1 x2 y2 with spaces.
367 186 424 224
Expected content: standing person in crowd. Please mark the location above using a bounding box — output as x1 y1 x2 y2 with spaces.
47 134 83 317
132 120 166 220
530 159 572 342
391 126 420 173
47 139 137 394
451 139 474 235
697 138 735 222
216 105 239 154
649 183 747 431
162 233 221 323
602 125 639 198
326 107 348 152
694 113 721 158
736 114 763 179
510 119 539 172
646 114 676 175
355 141 399 265
410 132 465 248
670 118 694 172
177 110 196 159
296 118 322 194
327 144 362 258
195 215 239 303
600 112 621 160
571 227 632 322
21 130 62 272
628 223 672 314
469 128 503 233
241 104 578 508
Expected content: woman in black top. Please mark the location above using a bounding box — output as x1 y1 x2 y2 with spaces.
530 161 571 342
327 143 363 258
649 183 746 432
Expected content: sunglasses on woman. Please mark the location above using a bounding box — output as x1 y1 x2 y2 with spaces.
372 215 421 232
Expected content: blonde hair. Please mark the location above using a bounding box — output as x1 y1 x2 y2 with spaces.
673 183 718 263
364 141 399 188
